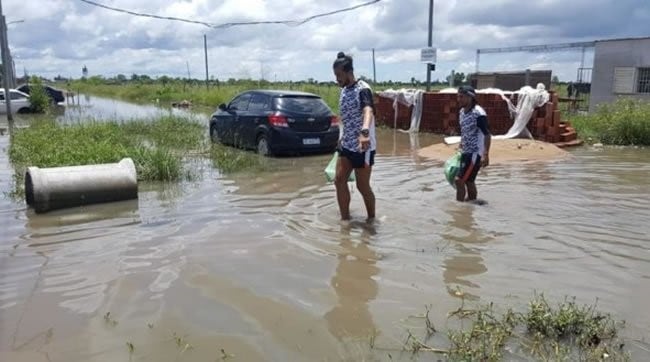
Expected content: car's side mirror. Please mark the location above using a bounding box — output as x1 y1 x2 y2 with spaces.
218 103 227 111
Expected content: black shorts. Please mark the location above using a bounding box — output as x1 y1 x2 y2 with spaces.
458 153 481 183
338 147 376 169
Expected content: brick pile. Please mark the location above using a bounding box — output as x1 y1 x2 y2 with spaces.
374 91 581 147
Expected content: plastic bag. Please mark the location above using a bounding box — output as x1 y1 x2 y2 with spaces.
444 152 461 188
325 152 355 182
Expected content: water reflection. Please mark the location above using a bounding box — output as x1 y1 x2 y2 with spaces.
441 206 491 300
325 221 379 340
8 94 208 125
24 199 139 231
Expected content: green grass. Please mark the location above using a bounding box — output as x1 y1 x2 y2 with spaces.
9 116 204 184
69 80 343 113
65 79 449 115
569 99 650 145
395 293 629 361
8 115 271 199
209 143 268 173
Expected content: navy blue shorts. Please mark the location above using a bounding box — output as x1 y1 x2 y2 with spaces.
458 153 481 183
338 147 376 169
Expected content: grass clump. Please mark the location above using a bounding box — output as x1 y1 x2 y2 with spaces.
209 143 268 173
447 303 519 361
9 116 204 185
70 80 345 113
524 295 625 361
396 293 629 361
570 99 650 145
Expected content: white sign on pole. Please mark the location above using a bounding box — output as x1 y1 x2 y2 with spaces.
421 47 437 64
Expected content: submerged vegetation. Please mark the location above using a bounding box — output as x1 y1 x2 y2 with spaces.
375 293 629 361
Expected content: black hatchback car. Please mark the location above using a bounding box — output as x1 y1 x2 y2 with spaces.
17 84 65 104
209 90 339 156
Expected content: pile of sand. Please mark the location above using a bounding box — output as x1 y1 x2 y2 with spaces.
418 138 570 164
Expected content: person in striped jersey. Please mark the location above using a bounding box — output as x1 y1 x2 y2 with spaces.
456 86 491 202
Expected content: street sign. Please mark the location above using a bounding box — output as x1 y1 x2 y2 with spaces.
421 47 437 64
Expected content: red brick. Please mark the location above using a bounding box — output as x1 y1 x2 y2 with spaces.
552 110 562 127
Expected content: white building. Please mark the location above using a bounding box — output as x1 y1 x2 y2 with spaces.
590 37 650 112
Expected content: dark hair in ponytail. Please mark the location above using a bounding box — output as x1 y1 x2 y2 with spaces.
333 52 353 72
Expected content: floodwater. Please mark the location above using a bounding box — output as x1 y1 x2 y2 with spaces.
53 94 206 124
1 97 650 361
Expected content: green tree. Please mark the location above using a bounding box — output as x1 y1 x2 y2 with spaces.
446 72 466 86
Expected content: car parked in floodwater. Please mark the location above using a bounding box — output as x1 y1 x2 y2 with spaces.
17 84 65 104
0 89 32 114
209 90 340 156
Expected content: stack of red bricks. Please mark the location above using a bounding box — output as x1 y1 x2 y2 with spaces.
374 90 581 147
527 92 580 146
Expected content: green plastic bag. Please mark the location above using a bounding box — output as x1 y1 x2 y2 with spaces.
325 152 355 183
444 152 461 188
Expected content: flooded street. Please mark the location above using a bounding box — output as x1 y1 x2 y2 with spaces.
1 97 650 361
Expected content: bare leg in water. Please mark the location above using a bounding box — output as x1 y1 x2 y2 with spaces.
455 178 467 202
466 182 478 201
354 166 375 221
335 156 354 220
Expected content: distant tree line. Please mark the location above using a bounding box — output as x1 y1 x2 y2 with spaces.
48 73 464 89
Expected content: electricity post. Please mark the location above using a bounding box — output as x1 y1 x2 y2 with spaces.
425 0 435 91
0 0 13 123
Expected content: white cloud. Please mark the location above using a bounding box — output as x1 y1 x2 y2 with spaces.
5 0 649 82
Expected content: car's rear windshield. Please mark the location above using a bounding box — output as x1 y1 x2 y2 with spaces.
273 96 330 114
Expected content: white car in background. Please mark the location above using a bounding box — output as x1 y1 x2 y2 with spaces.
0 89 31 114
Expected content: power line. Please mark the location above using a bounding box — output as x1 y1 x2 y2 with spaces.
77 0 382 29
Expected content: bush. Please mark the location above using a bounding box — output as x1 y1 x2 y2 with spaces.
28 76 50 113
571 99 650 145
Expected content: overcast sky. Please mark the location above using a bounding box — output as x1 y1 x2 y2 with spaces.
6 0 650 82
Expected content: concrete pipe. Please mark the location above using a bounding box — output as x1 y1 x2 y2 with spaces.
25 158 138 213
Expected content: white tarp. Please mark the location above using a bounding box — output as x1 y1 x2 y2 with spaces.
377 88 424 133
443 83 550 145
377 84 550 143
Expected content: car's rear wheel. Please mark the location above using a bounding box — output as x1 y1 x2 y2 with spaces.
256 134 272 157
210 124 221 144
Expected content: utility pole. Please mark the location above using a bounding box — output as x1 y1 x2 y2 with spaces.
425 0 434 91
372 48 377 84
204 34 209 91
0 0 13 123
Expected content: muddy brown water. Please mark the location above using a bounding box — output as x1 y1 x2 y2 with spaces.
1 99 650 361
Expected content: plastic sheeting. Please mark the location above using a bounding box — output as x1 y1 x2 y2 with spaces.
377 89 424 133
443 83 550 145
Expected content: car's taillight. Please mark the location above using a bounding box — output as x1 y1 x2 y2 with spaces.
268 114 289 128
330 115 340 128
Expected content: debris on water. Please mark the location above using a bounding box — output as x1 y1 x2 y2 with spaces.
593 143 604 148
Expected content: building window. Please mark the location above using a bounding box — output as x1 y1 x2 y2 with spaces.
613 67 636 94
638 67 650 93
